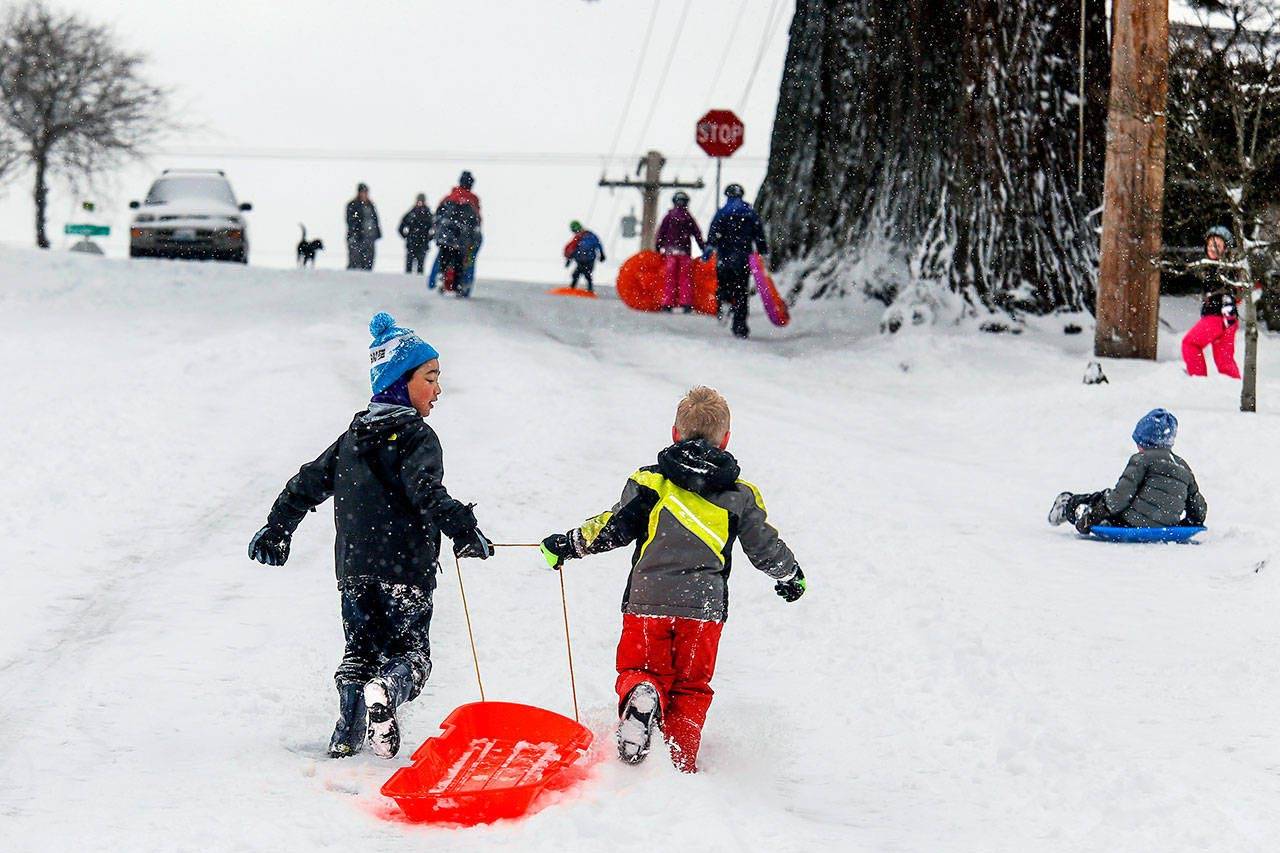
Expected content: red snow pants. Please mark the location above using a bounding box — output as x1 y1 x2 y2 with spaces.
615 613 724 773
662 253 694 309
1182 316 1240 378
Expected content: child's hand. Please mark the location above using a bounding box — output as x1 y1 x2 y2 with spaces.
540 533 576 570
453 526 494 559
774 566 806 603
248 524 291 566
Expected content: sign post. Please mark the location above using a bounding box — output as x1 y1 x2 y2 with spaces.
696 109 745 200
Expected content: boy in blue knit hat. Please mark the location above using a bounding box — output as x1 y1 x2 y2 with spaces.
248 312 493 759
1048 408 1208 533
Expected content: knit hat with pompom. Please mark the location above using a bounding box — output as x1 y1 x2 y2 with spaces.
368 312 439 394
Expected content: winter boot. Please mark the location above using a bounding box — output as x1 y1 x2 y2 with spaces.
616 682 662 765
364 661 415 759
1047 492 1074 526
327 683 367 759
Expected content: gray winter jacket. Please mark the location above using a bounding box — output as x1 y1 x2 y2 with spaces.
567 440 798 622
1103 447 1208 527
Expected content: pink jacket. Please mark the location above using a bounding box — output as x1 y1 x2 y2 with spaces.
655 207 705 255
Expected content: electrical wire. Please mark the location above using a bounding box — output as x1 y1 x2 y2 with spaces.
737 0 786 112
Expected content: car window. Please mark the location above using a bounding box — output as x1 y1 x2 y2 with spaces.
145 177 236 206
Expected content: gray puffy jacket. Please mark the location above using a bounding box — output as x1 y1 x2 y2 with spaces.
567 440 798 622
1103 448 1208 527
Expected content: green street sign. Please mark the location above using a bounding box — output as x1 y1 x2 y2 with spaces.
64 223 110 236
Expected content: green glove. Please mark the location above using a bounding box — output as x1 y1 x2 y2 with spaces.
540 533 575 570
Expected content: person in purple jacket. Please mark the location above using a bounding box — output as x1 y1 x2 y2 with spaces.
655 191 705 313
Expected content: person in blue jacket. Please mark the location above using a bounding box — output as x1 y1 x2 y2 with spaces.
564 221 605 292
703 184 769 339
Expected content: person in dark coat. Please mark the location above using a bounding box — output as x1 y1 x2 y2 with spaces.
399 194 435 275
434 171 482 295
346 183 382 271
1047 408 1208 533
247 312 493 760
655 192 704 312
563 220 605 292
703 184 769 338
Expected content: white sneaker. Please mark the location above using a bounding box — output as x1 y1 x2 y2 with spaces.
363 678 400 759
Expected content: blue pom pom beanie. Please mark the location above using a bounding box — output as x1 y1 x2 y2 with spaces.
1132 408 1178 449
368 312 439 394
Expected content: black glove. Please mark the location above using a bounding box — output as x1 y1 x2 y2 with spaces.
248 524 291 566
599 253 606 263
774 566 805 603
453 525 493 559
564 258 571 267
540 533 578 569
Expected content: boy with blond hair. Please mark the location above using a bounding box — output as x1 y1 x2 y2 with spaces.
541 386 805 772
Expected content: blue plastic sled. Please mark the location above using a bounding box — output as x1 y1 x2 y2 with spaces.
428 235 482 296
1085 525 1206 543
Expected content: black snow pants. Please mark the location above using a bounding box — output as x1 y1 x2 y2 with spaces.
335 577 433 704
1063 491 1130 533
717 262 752 338
571 261 595 291
406 243 429 275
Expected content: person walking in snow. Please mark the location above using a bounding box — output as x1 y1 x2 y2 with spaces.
539 386 805 773
434 171 482 295
399 193 435 275
1181 225 1247 378
703 184 769 338
1047 408 1208 534
247 312 494 760
345 183 382 271
655 191 705 312
563 220 605 292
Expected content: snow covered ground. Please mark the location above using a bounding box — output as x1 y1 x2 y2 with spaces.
1 248 1278 852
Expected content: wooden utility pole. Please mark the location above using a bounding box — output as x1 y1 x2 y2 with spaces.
599 150 704 251
1095 0 1169 360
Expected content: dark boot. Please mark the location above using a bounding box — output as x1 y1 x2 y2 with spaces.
363 660 416 759
616 683 662 765
327 683 366 758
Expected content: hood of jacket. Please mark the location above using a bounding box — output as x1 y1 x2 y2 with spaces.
350 404 421 455
656 439 740 496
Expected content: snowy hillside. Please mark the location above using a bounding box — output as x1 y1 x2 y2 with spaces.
1 249 1278 852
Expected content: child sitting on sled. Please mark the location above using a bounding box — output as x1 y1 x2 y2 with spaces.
539 386 805 773
1048 408 1208 534
247 312 493 760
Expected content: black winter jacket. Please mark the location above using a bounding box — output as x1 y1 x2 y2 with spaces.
399 206 434 249
346 199 382 241
267 404 474 590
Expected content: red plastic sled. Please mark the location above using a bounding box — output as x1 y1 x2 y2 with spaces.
749 253 790 327
547 287 598 299
381 701 593 825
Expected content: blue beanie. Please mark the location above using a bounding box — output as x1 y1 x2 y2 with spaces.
1132 408 1178 449
368 312 439 394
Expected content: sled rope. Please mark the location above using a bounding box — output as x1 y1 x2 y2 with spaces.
454 553 486 702
558 564 581 722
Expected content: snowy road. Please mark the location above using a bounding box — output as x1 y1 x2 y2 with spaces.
1 249 1278 852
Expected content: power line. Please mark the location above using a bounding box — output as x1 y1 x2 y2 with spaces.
737 0 786 111
146 145 764 167
589 0 664 223
631 0 693 157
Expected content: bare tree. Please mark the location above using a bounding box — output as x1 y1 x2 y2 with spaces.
1167 0 1280 412
0 1 167 248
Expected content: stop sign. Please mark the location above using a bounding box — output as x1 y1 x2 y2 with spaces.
696 110 745 158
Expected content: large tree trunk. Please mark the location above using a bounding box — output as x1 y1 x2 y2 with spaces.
759 1 1111 322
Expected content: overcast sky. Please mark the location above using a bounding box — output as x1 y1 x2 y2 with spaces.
0 0 794 281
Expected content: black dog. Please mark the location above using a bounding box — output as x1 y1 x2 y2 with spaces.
296 224 324 267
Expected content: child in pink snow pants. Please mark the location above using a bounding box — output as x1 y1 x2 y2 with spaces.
655 191 705 312
1181 225 1243 378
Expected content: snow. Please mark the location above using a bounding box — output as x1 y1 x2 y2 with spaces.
1 249 1279 851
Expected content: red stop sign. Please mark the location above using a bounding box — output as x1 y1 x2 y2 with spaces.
696 110 745 158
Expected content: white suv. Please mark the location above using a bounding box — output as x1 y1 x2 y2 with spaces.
129 169 252 263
